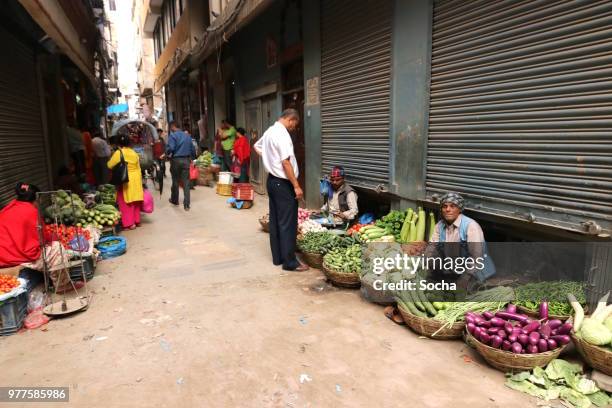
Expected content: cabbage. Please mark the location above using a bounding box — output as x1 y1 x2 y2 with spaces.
605 316 612 332
580 318 612 346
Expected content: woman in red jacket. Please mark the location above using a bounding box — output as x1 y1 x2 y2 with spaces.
0 183 41 267
233 127 251 182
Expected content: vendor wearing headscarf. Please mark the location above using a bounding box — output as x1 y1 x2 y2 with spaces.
426 192 496 290
320 166 359 224
0 182 77 292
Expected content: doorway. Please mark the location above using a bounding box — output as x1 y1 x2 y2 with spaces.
282 90 305 190
246 94 276 194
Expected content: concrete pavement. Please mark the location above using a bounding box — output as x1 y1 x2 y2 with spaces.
0 184 537 407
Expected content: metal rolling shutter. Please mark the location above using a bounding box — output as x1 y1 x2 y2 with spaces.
0 26 49 206
320 0 392 189
427 0 612 234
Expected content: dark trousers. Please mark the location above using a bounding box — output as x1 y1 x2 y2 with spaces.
170 157 191 208
238 161 249 183
93 156 109 185
221 149 232 172
71 150 86 179
267 174 299 270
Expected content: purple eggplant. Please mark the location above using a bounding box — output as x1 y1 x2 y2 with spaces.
547 339 558 350
473 316 486 326
518 333 529 346
498 329 507 339
467 322 476 334
522 321 541 334
539 323 552 340
490 317 506 327
483 311 495 320
502 340 512 351
548 319 563 330
504 322 514 335
465 315 476 325
550 335 570 345
508 333 518 343
487 327 500 334
490 335 503 349
511 342 523 354
473 327 483 339
538 339 548 353
539 301 549 320
527 344 539 354
479 320 492 328
529 332 541 345
521 318 534 326
506 304 517 313
479 332 491 345
551 329 558 336
557 323 573 335
495 311 529 323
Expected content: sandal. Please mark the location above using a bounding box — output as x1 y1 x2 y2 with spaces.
384 306 405 325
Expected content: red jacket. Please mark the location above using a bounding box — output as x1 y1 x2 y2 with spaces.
233 135 251 164
0 200 41 267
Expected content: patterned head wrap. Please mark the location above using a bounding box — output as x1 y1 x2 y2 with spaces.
440 192 464 210
330 166 345 178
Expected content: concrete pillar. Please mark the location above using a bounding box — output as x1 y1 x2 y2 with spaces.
302 0 321 208
391 0 433 204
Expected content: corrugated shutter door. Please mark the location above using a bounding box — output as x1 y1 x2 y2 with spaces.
0 26 49 206
320 0 392 188
427 0 612 234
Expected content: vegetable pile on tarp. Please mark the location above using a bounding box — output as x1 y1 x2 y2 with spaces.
298 219 326 234
297 231 337 254
97 184 117 206
43 190 87 225
375 210 406 242
515 281 586 317
76 204 120 229
358 225 395 242
323 244 362 274
43 225 92 251
467 302 572 353
195 151 212 168
506 359 611 408
570 291 612 348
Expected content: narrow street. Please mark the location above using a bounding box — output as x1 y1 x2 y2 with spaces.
0 187 533 407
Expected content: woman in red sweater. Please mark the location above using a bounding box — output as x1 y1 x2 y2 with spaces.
233 127 251 182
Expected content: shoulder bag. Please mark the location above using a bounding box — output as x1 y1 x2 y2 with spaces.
110 149 129 186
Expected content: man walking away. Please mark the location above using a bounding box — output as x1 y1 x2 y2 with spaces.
164 121 196 211
254 109 308 272
219 119 236 172
91 131 111 185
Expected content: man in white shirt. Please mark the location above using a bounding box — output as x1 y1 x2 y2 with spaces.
254 109 308 272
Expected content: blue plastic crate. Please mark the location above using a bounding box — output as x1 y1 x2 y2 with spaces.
0 291 28 336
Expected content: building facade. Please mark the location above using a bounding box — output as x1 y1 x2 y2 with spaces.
0 0 117 205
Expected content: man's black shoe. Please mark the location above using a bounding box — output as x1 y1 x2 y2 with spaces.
169 199 178 206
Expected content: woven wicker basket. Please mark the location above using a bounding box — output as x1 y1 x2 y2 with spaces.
301 251 324 269
216 183 232 196
322 262 361 288
397 304 464 339
466 332 565 372
571 334 612 376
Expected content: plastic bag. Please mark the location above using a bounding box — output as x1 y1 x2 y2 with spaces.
189 163 199 181
142 189 154 214
24 309 50 330
27 288 45 312
69 235 90 252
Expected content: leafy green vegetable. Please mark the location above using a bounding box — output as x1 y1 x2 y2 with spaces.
375 210 407 242
507 359 612 408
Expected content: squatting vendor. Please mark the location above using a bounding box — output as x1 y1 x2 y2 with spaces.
320 166 359 225
425 192 496 290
